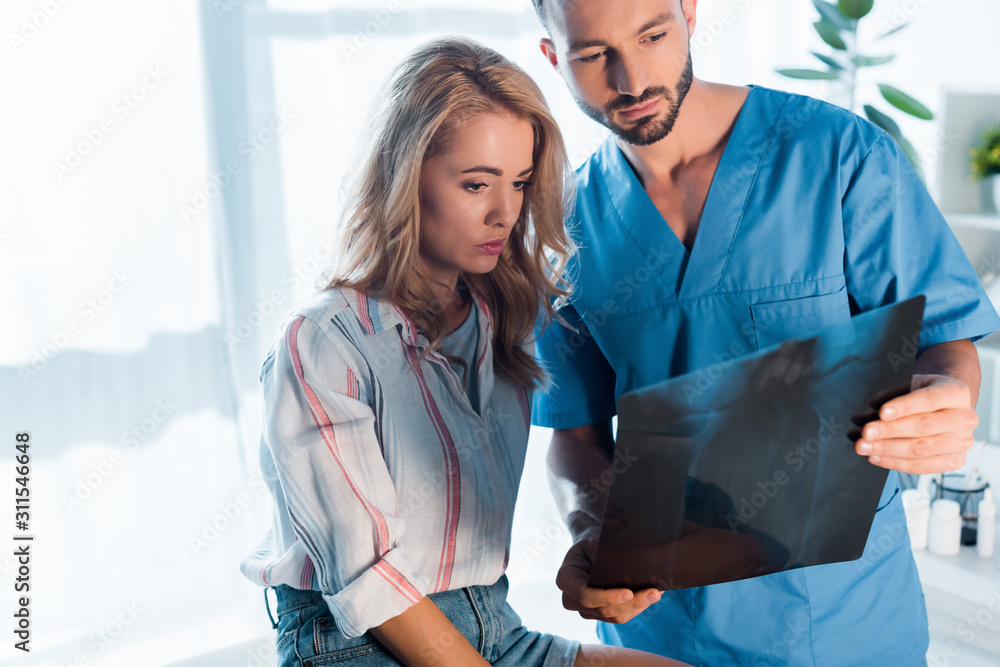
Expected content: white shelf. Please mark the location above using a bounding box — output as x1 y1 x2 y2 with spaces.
914 537 1000 656
913 444 1000 659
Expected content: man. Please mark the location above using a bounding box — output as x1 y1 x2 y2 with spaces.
529 0 999 664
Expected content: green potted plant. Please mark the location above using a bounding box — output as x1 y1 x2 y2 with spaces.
971 124 1000 214
777 0 933 179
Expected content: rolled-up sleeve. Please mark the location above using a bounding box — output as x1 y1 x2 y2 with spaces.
262 314 426 637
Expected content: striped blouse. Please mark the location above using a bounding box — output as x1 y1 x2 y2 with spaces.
239 286 533 637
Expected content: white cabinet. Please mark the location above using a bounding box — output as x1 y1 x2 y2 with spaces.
914 536 1000 665
913 444 1000 665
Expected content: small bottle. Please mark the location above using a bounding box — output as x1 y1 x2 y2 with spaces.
902 489 930 550
978 487 995 559
928 499 962 556
917 474 934 496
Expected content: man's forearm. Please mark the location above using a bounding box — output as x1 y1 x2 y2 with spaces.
914 339 981 406
547 421 616 538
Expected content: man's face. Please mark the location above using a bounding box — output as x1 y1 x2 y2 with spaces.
542 0 695 146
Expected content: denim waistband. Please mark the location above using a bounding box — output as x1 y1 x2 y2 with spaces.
272 574 510 618
273 584 327 616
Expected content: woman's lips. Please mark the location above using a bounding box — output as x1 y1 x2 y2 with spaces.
476 239 505 255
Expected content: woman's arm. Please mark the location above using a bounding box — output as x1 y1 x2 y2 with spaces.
264 315 428 636
371 597 490 666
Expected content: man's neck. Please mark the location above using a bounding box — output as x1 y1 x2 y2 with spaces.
616 79 747 188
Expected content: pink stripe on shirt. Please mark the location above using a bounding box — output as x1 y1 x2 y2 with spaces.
402 340 461 592
374 560 421 604
288 316 392 555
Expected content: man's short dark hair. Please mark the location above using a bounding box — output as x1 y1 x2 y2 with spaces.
531 0 551 33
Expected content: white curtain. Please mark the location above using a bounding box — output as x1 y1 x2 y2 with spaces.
1 1 998 664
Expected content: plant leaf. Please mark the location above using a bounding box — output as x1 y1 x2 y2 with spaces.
776 68 842 80
813 0 852 30
896 133 925 181
877 22 909 39
812 51 844 70
838 0 874 19
814 20 847 50
852 54 896 67
864 105 902 140
878 84 934 120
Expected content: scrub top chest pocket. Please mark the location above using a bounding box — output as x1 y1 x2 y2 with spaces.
750 285 851 350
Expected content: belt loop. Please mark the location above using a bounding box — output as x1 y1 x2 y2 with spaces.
462 587 487 656
264 587 279 630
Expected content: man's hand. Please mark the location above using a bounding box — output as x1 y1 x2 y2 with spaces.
555 527 662 624
854 374 978 474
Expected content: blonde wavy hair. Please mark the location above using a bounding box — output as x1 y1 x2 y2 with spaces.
321 36 575 389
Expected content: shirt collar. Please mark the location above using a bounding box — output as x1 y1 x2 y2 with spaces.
337 286 493 349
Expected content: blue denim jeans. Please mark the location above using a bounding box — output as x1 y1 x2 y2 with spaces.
272 575 579 666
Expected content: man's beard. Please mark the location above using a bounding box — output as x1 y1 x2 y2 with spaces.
574 50 694 147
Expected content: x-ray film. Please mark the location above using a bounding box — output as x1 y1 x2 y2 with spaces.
588 296 925 591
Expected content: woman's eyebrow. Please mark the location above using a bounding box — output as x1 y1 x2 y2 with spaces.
461 165 502 176
460 165 535 177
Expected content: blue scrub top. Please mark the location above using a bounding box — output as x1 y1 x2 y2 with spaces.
533 86 1000 665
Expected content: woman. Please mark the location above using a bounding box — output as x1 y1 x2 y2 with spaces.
240 36 689 667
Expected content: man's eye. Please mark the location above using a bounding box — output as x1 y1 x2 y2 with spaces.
578 51 604 63
648 32 667 43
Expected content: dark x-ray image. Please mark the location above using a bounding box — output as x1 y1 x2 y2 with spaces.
588 296 925 591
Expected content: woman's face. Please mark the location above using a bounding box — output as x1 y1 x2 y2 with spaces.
418 111 535 283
